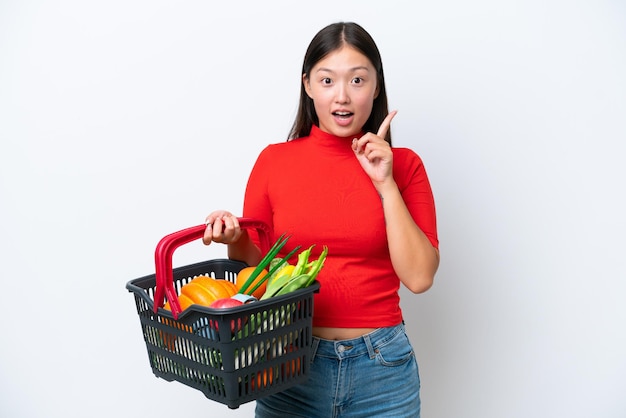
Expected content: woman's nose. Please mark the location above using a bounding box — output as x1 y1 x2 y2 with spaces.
335 84 350 104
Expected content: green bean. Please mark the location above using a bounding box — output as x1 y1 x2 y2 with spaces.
274 274 312 297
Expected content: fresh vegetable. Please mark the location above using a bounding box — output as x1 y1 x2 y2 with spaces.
292 246 313 277
207 294 259 336
274 274 312 297
269 264 295 287
210 294 257 309
235 266 268 299
237 233 291 295
250 367 275 391
261 245 328 300
209 297 243 309
275 264 295 279
160 276 238 349
209 297 245 334
163 276 238 312
267 257 287 279
303 245 328 285
238 234 302 298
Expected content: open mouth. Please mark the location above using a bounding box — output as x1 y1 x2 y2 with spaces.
332 111 353 119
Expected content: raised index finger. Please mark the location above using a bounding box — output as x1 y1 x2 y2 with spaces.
376 110 398 139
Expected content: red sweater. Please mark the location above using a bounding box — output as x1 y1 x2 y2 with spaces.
243 125 438 328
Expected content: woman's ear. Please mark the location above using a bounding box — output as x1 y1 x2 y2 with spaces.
303 73 313 99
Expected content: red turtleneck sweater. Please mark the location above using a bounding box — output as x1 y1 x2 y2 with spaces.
242 125 438 328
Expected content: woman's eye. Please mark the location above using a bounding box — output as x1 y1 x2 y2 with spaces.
352 77 363 84
322 78 332 85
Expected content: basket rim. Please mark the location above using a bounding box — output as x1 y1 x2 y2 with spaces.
126 258 320 321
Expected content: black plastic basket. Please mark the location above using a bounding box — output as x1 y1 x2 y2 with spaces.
126 219 319 409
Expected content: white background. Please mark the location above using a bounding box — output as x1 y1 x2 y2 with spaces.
1 1 625 417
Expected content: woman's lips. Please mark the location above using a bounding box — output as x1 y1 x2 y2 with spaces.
332 111 354 126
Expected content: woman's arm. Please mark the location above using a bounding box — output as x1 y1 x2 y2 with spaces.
227 230 262 266
378 180 439 293
353 111 439 293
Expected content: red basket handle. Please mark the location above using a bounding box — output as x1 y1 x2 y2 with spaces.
153 217 272 319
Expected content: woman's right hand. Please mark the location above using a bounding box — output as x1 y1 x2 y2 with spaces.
202 210 243 246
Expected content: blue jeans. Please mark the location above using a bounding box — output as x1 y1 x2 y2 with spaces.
255 323 421 417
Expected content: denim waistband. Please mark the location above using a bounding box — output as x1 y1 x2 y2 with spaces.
311 323 405 360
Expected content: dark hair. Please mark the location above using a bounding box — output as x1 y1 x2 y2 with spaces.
288 22 391 144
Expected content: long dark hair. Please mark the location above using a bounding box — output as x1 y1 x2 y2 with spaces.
288 22 391 145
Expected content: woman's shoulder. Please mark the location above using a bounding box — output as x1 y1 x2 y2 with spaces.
259 137 310 156
253 138 311 169
391 147 433 189
392 146 424 167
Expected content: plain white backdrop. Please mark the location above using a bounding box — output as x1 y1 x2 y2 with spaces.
1 1 625 417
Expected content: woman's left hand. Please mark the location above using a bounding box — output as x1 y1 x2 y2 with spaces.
352 110 397 187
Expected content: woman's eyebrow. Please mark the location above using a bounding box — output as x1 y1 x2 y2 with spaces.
316 66 371 73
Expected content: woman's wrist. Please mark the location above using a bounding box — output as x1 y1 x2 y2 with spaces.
227 230 261 266
374 178 399 199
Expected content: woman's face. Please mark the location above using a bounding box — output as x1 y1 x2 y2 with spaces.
304 45 378 138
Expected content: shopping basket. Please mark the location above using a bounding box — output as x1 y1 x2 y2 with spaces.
126 218 320 409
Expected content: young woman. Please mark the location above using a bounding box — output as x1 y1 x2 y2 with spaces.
203 22 439 418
